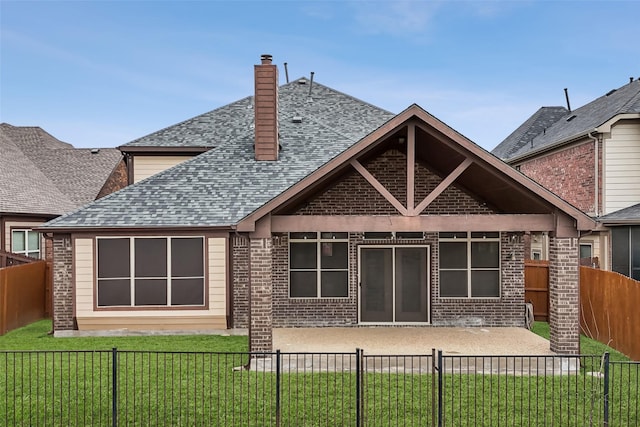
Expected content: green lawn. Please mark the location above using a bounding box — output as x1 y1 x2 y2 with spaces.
1 320 637 426
0 319 247 351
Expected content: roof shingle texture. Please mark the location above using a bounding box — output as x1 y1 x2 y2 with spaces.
43 79 394 229
599 203 640 223
496 79 640 161
0 124 122 215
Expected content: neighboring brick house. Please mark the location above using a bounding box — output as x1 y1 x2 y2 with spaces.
0 123 126 262
492 79 640 279
40 55 594 354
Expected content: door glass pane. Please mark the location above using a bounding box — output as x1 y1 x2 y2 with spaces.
471 242 499 268
471 271 500 297
395 247 427 322
135 238 167 277
321 242 348 269
440 242 467 269
28 231 40 251
361 248 393 321
290 271 317 297
135 279 167 305
440 271 468 297
290 242 316 269
321 271 348 297
12 231 25 252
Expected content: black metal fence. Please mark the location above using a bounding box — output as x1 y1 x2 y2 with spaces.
1 349 638 426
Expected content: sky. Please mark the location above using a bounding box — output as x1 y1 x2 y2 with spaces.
1 1 639 152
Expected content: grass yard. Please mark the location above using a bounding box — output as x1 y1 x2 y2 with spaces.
1 320 637 426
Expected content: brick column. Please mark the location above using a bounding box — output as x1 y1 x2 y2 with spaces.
52 234 74 331
548 236 580 354
249 237 273 352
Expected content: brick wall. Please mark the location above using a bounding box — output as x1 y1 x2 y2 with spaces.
258 148 524 329
52 234 74 331
296 149 494 215
249 238 273 352
548 237 580 354
517 139 599 214
232 236 249 328
96 158 128 199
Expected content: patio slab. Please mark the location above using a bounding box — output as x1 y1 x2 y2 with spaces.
272 326 555 356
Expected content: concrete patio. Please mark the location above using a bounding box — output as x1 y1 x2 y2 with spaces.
272 326 555 355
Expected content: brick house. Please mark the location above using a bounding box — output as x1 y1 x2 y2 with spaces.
492 79 640 279
41 55 594 354
0 123 126 262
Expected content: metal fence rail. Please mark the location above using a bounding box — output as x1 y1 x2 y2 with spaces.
1 349 638 426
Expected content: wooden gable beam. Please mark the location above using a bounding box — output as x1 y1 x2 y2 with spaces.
407 124 415 213
350 159 408 216
412 157 473 215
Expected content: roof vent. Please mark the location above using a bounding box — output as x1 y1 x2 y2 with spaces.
292 116 303 123
605 89 617 96
297 78 307 85
91 148 100 154
566 115 577 122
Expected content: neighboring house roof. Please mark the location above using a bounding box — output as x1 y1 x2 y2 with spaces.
495 79 640 161
599 203 640 225
42 79 395 229
491 107 568 160
0 123 122 216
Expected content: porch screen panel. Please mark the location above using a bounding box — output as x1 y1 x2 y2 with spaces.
439 242 468 297
360 248 393 322
97 238 131 306
611 227 630 277
171 238 205 305
134 238 168 305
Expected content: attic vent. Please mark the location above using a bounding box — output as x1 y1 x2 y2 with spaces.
566 115 577 122
605 89 617 96
91 148 100 154
292 116 303 123
297 78 307 85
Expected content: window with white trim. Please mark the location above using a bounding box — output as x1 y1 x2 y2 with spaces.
579 243 593 259
439 232 500 298
289 232 349 298
12 229 41 259
96 237 205 307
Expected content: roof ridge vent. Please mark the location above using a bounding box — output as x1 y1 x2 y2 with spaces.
297 78 307 85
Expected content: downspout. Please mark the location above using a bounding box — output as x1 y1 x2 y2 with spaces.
587 130 599 217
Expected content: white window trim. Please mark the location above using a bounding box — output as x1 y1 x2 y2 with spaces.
11 229 41 259
288 232 350 299
579 242 593 259
96 236 205 308
439 232 501 299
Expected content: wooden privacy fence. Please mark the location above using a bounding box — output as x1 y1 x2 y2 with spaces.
0 261 50 335
580 266 640 361
524 260 549 321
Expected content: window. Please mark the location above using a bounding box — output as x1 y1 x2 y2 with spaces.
289 232 349 298
531 250 542 260
611 226 640 280
97 237 205 307
12 229 41 258
439 232 500 298
579 243 593 259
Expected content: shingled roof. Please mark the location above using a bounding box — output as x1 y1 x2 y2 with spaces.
0 123 122 216
599 202 640 224
491 106 568 160
494 79 640 161
42 79 395 229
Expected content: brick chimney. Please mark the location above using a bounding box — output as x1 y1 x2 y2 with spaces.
254 54 279 161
